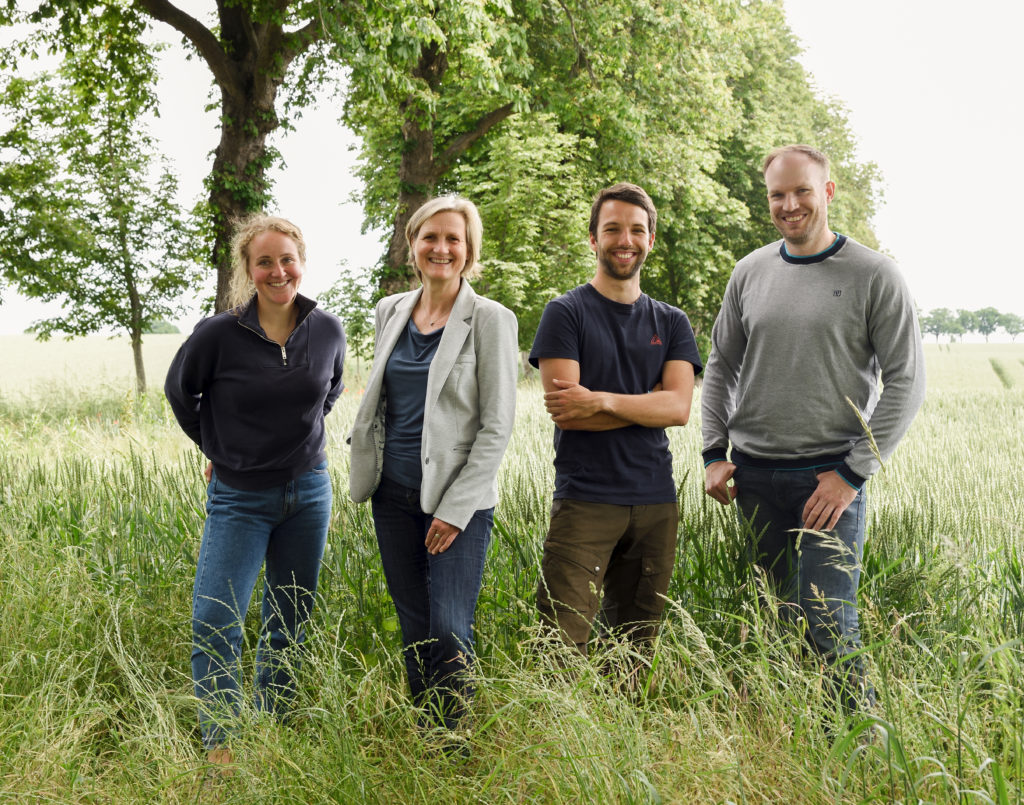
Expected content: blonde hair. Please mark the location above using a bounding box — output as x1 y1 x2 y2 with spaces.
762 144 831 179
405 196 483 282
227 214 307 309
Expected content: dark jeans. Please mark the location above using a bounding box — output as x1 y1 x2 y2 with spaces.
733 464 872 710
191 463 331 749
371 476 493 728
537 498 679 655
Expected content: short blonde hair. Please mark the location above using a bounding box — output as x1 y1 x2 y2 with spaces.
762 144 831 178
405 196 483 282
227 214 307 309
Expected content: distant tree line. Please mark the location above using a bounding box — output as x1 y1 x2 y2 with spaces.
920 307 1024 342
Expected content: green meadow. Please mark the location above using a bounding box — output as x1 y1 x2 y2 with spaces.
1 337 1023 803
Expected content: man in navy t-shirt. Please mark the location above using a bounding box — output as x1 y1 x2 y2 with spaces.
529 182 703 656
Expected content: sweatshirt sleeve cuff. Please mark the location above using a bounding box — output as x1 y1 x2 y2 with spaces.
836 463 867 490
702 447 728 467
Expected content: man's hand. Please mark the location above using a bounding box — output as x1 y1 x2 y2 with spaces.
544 378 603 424
425 517 461 555
802 470 859 531
704 461 737 506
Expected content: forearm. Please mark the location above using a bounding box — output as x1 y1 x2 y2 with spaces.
597 389 690 428
556 411 631 431
845 372 926 480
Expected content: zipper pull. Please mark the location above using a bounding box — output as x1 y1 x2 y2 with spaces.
280 345 287 365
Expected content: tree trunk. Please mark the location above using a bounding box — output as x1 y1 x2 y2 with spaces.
136 1 320 312
381 116 437 295
376 41 515 295
131 328 147 396
124 256 147 394
209 91 279 311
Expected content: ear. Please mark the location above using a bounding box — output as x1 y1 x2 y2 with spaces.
825 180 836 203
589 232 598 253
648 232 656 250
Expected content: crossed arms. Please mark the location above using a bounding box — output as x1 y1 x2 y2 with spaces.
539 357 695 431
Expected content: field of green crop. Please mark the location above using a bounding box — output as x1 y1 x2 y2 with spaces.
1 338 1023 803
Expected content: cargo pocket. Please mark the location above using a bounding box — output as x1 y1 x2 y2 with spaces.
539 541 604 617
634 550 674 616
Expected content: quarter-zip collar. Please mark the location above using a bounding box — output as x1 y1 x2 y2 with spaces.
235 293 318 365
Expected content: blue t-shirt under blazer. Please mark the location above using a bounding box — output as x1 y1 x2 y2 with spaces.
529 283 703 505
382 318 445 488
164 293 346 491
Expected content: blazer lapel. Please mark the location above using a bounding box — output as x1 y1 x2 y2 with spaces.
364 289 421 403
424 280 475 414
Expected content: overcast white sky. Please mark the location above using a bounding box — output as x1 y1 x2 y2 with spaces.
2 0 1022 334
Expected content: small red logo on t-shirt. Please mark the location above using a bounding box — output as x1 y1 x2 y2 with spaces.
650 334 662 345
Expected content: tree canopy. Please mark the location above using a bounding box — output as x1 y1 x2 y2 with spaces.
340 0 886 355
2 0 356 311
3 0 891 358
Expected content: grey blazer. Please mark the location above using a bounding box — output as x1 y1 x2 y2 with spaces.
348 280 518 530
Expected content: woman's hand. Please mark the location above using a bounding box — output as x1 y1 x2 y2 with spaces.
204 461 213 483
425 517 461 555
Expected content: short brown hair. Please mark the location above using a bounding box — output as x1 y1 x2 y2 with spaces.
762 144 831 178
405 196 483 281
227 214 307 308
588 183 657 238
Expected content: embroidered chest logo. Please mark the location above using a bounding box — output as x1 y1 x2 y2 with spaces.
833 290 842 297
650 334 663 345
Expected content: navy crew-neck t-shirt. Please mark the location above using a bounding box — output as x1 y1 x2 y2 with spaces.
528 283 703 505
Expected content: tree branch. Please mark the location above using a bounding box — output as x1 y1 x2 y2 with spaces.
555 0 595 82
437 102 515 172
133 0 240 95
281 18 325 64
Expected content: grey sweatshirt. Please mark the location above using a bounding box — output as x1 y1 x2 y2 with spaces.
700 235 926 486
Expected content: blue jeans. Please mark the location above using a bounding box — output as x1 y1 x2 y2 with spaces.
192 462 332 749
732 464 871 709
371 476 493 728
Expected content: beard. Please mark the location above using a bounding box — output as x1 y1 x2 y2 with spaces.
597 248 646 280
772 207 827 248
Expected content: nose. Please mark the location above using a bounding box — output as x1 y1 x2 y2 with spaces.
781 193 799 211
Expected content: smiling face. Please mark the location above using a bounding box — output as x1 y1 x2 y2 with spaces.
765 151 836 255
590 199 655 281
247 230 304 309
412 211 468 288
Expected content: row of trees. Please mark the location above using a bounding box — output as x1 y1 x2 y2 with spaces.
920 307 1023 343
1 0 883 391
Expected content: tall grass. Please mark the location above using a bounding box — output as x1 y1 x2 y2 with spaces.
1 346 1023 801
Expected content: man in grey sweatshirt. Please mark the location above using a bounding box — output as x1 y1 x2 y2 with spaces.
701 144 925 710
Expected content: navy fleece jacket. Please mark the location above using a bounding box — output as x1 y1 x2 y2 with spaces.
165 294 346 490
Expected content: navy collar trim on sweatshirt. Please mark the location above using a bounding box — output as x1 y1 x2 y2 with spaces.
779 233 847 265
235 293 318 339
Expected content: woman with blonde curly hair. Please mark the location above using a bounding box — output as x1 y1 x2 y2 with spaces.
165 214 345 771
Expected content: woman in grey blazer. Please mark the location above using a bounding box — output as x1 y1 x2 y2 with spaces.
349 196 517 730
